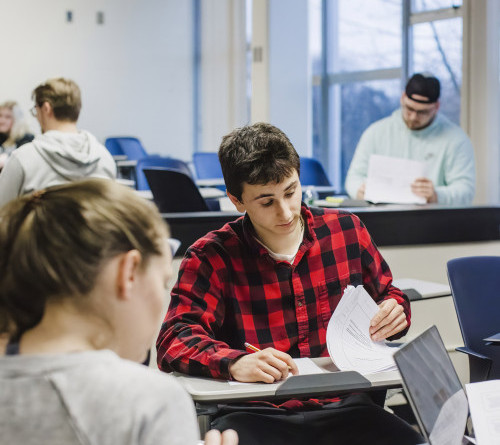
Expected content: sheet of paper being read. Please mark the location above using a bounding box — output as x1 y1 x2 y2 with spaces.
466 380 500 445
364 154 427 204
326 285 398 375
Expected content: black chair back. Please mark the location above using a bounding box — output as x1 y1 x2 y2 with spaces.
136 156 193 190
144 168 209 213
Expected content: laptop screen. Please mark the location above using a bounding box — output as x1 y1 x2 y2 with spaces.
393 326 469 445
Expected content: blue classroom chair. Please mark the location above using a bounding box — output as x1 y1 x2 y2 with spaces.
299 157 331 186
104 138 125 156
105 137 148 160
447 256 500 382
192 152 223 180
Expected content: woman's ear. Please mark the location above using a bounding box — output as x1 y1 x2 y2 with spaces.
116 250 142 300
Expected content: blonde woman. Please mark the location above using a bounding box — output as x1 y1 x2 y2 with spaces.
0 101 34 168
0 179 237 445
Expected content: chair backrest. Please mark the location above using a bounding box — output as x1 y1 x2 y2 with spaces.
192 152 223 180
135 156 193 190
144 168 209 213
104 138 125 156
447 256 500 379
299 157 331 186
105 137 148 160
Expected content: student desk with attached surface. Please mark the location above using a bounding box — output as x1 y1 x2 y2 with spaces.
115 159 137 181
174 357 403 435
391 279 460 360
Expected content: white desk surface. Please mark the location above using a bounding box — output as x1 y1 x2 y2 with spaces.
304 185 338 193
199 187 225 198
174 357 402 403
135 189 153 200
116 159 138 167
393 278 450 299
134 187 224 202
196 178 225 187
116 178 136 188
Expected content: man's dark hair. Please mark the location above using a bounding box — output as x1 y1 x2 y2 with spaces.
218 123 300 201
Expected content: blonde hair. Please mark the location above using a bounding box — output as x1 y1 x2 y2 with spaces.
0 179 168 340
32 78 82 122
0 101 31 147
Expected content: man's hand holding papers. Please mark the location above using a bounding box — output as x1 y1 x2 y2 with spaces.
369 298 408 341
326 286 402 375
229 285 407 383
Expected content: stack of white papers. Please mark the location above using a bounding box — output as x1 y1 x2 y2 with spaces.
326 285 398 375
364 154 426 204
466 380 500 445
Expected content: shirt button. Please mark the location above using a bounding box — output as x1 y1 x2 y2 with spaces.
297 301 303 307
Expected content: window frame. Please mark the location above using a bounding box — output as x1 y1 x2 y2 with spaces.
312 0 464 192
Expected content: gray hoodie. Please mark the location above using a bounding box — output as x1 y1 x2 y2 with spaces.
0 130 117 207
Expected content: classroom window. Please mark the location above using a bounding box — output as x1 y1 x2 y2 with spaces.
412 0 462 13
412 17 462 125
333 0 402 73
312 0 464 192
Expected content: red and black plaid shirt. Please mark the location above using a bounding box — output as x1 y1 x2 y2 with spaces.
157 205 410 389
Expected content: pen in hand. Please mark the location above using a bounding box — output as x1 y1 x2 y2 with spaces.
244 342 293 372
231 342 298 382
244 342 261 352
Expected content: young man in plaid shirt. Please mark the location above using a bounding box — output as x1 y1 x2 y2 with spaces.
157 123 423 445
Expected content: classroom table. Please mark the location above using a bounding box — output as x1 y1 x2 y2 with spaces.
175 357 402 435
115 159 137 181
174 357 401 404
195 178 226 187
162 204 500 256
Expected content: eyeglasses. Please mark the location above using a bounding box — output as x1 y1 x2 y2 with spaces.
30 105 38 117
402 102 436 118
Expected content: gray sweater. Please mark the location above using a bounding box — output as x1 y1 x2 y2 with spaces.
0 129 117 208
0 350 199 445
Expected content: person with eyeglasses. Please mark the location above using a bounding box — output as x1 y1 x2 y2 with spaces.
345 73 475 205
0 78 116 208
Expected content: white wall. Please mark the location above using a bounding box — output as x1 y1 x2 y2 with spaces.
251 0 270 123
0 0 193 159
200 0 248 152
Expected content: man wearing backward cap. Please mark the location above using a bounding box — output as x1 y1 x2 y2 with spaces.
345 73 475 205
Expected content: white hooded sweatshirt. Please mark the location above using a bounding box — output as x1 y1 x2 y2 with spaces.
0 130 116 207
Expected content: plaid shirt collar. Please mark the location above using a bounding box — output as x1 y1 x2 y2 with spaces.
240 203 316 264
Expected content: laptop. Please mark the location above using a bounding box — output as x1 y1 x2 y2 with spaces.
393 326 471 445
